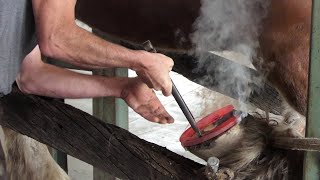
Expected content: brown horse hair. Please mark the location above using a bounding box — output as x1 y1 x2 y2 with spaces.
218 114 289 180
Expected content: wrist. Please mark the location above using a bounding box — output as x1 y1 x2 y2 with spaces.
117 78 131 98
100 77 130 98
130 50 151 72
119 78 135 100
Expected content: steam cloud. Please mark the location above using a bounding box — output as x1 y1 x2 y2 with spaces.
191 0 270 111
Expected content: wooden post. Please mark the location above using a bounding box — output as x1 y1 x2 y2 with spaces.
43 54 69 173
92 68 128 180
92 29 129 180
49 147 68 173
51 98 68 173
92 69 129 129
303 0 320 179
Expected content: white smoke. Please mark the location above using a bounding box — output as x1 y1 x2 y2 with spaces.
191 0 270 111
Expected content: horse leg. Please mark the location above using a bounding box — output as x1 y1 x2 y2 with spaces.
0 128 7 180
1 126 69 180
280 100 306 136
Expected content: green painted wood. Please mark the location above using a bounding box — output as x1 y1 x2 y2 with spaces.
92 28 129 180
50 98 68 173
50 148 68 173
92 68 128 180
92 68 129 128
303 1 320 179
115 68 129 130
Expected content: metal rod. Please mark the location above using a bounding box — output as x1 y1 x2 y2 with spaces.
142 40 202 137
172 83 202 137
303 0 320 179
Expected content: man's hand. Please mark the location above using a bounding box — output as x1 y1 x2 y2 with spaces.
121 77 174 124
135 52 174 96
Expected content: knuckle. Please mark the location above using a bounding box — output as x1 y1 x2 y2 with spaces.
166 80 172 90
169 58 174 67
153 106 162 114
152 117 160 123
169 65 173 71
164 57 173 65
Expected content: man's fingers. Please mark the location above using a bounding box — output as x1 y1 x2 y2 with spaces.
136 99 174 124
125 77 174 123
149 99 174 124
165 116 174 123
151 116 160 123
159 114 174 124
136 72 164 91
147 108 174 124
136 72 154 89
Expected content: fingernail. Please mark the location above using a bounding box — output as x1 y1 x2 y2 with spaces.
153 117 160 123
159 120 167 124
167 118 174 123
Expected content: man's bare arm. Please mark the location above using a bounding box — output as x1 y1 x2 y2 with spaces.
17 46 174 123
31 0 173 96
18 46 128 98
32 0 141 69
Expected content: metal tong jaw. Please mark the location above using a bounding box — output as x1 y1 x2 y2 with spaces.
142 40 202 137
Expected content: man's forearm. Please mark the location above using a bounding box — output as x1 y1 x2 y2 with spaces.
18 65 128 99
17 48 129 99
41 25 147 71
32 0 147 71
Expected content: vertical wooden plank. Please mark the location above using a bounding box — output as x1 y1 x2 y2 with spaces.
47 97 68 173
50 148 68 173
92 68 128 180
303 0 320 179
92 27 129 180
92 68 128 127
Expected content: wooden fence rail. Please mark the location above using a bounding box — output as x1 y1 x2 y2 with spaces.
0 85 205 179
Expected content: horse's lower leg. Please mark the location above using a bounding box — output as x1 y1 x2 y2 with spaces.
0 131 7 180
1 127 69 180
